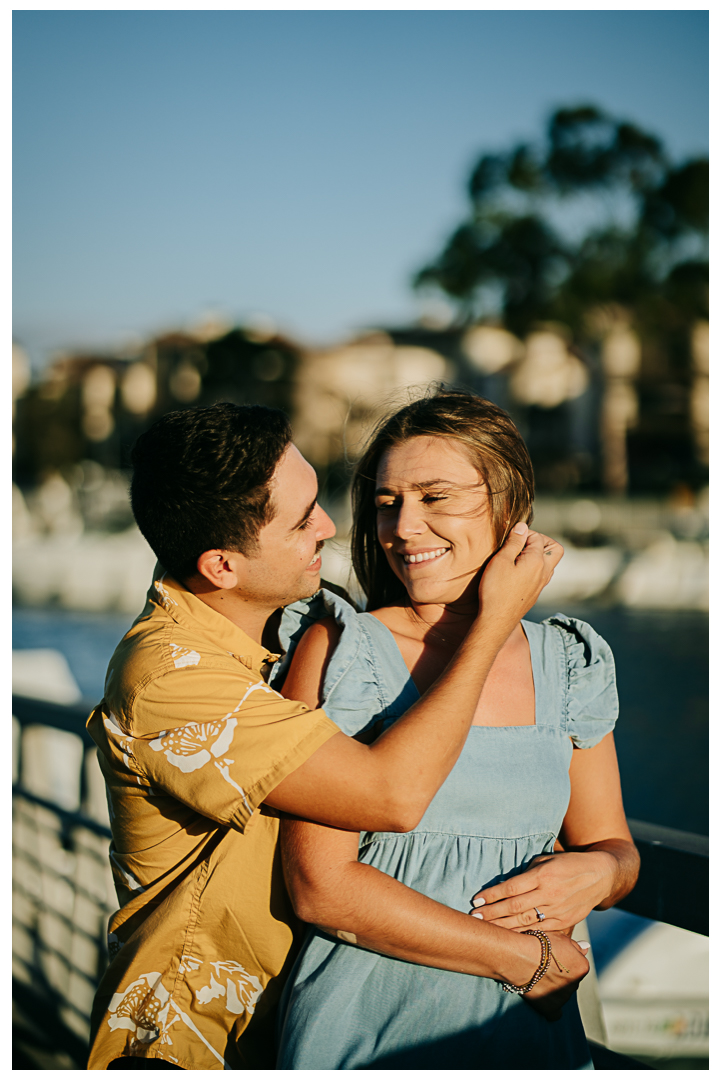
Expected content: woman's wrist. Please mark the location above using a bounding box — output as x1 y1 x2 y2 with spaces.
585 841 637 908
500 931 553 994
490 929 545 986
582 846 621 900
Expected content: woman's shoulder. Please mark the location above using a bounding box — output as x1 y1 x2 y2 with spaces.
363 603 411 639
278 587 363 654
526 612 619 748
529 611 614 660
277 588 388 736
293 614 342 653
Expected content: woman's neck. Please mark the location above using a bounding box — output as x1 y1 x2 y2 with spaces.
403 595 478 646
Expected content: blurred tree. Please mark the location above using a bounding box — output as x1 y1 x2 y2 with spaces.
414 105 708 342
414 105 708 494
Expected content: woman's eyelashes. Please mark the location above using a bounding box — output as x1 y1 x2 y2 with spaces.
376 491 451 512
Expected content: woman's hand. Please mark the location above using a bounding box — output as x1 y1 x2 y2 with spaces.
521 931 590 1022
470 850 617 933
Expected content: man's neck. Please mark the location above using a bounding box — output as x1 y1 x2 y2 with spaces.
189 579 275 646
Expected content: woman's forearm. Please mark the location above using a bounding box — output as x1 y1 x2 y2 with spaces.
282 818 591 1015
291 857 552 987
471 733 641 932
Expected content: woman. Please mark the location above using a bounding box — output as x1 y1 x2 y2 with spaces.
273 389 639 1070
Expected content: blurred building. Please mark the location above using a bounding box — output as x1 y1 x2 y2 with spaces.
11 315 708 614
385 314 707 499
291 331 447 501
12 312 708 508
12 326 298 484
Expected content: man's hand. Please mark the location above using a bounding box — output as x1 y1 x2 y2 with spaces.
470 851 617 933
478 525 563 627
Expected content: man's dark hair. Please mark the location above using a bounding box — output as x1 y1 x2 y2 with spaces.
131 402 293 581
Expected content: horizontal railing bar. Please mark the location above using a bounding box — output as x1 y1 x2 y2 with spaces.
12 960 97 1023
13 786 112 840
13 836 109 872
13 695 95 746
13 840 108 875
12 880 111 936
12 859 113 913
626 817 708 857
12 800 111 849
12 938 106 986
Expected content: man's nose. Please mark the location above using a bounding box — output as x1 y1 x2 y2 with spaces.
315 505 336 541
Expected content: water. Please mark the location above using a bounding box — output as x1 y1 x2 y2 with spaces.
13 602 708 836
12 607 135 702
531 603 708 837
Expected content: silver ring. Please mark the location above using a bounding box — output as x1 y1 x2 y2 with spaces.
534 907 546 922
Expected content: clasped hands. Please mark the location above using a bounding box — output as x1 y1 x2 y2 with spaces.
470 850 616 933
470 851 616 1020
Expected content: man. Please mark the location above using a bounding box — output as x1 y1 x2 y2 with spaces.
87 402 560 1070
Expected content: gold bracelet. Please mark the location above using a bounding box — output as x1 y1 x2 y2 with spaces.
501 929 552 994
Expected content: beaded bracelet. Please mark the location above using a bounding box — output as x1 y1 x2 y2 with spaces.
501 929 552 994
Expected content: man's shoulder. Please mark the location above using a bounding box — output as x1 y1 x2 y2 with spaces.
103 604 246 727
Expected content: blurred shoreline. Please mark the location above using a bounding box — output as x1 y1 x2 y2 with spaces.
12 471 709 839
12 477 707 615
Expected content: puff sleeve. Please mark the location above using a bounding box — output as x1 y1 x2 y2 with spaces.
275 589 384 739
546 614 619 749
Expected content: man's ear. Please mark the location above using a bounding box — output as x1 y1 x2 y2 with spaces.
195 549 242 590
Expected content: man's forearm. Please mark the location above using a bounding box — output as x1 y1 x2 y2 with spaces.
364 615 512 827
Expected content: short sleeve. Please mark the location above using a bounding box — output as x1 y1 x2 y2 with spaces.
276 589 384 739
97 666 338 832
546 614 619 749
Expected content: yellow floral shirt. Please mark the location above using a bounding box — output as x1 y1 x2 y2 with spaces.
86 572 339 1070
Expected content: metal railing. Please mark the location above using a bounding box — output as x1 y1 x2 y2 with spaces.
12 695 709 1069
12 695 114 1069
617 820 708 937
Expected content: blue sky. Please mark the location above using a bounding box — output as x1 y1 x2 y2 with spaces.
13 10 709 369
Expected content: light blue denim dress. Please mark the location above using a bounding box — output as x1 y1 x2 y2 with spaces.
272 590 618 1070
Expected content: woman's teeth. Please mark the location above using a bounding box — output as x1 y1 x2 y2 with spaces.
403 549 449 564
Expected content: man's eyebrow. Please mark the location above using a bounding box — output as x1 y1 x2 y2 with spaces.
291 497 317 530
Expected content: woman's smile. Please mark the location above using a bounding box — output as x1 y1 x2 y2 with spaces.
401 547 450 565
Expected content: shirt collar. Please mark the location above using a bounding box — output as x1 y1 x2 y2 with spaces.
150 569 279 669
